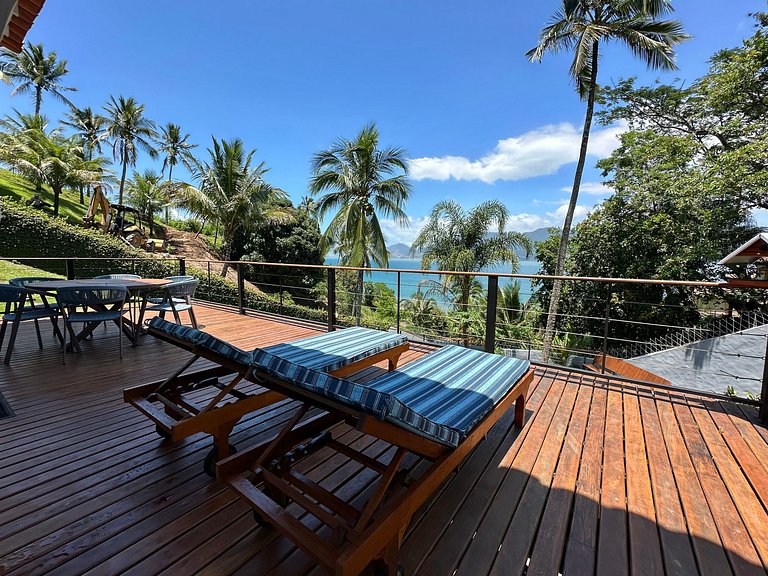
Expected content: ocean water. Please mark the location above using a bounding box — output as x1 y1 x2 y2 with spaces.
324 257 541 304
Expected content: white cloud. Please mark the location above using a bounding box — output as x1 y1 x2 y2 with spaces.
409 122 626 184
560 181 613 196
380 216 430 247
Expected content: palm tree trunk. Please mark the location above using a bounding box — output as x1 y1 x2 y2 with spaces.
118 151 128 206
165 164 173 223
34 87 41 116
541 40 599 362
52 185 61 217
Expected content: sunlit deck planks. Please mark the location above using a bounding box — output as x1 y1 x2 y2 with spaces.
1 303 767 575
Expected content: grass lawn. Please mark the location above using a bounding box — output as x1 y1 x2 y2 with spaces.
0 260 64 283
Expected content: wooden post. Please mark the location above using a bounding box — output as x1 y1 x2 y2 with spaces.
601 283 612 373
485 275 498 353
327 268 336 332
178 257 186 276
237 263 245 315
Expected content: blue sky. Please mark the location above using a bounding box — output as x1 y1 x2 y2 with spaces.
2 1 765 244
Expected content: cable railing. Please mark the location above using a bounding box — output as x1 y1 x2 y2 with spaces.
2 255 766 419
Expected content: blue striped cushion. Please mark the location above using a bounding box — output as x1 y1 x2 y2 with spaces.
149 317 252 366
262 327 406 372
250 345 530 448
251 349 391 418
369 346 530 447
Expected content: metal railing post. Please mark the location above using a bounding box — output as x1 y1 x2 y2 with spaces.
178 257 186 276
279 274 283 316
601 283 612 373
207 261 211 300
396 271 401 334
327 268 336 332
485 275 498 353
237 263 245 315
66 259 75 280
760 335 768 422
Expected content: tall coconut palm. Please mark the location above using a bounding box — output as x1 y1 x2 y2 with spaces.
125 170 168 236
0 43 76 115
309 123 411 321
103 96 158 206
412 200 531 345
180 137 291 275
527 0 689 361
157 122 196 222
62 106 107 203
0 110 57 194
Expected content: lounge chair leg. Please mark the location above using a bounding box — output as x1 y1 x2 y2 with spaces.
514 391 527 428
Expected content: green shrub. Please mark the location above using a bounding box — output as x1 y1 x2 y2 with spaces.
0 197 333 324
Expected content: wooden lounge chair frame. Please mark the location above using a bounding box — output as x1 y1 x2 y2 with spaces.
123 326 409 476
217 362 533 576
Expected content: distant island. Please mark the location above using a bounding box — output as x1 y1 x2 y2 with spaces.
387 227 551 259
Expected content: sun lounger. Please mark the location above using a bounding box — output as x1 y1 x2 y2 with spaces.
217 341 532 575
123 318 409 475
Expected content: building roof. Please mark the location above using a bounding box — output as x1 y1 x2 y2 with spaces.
718 232 768 265
0 0 45 53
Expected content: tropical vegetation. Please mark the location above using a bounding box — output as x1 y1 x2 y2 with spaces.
527 0 689 360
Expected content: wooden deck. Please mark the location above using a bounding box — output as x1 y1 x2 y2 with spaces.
1 303 767 575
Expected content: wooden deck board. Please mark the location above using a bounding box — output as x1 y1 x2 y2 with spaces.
1 304 767 575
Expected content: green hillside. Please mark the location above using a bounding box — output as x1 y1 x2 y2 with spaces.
0 168 90 226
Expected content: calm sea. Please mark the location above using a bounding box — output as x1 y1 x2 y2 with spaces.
324 257 541 304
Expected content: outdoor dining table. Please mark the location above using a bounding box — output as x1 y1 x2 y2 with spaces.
28 278 171 349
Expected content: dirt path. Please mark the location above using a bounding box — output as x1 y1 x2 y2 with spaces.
163 228 245 285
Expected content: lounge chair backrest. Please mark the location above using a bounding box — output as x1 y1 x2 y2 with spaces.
250 348 392 419
164 275 196 282
148 317 252 365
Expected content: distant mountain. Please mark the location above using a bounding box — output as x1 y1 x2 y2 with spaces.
387 243 420 258
386 227 554 260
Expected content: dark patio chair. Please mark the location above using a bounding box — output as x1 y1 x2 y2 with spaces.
57 284 128 364
145 279 199 328
0 284 61 365
8 276 64 340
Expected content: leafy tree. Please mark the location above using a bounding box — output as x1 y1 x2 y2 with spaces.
235 200 325 305
401 291 446 336
0 43 76 115
103 96 158 206
125 170 167 236
62 106 107 203
180 137 290 275
599 10 768 211
157 122 196 222
412 200 531 345
527 0 689 360
309 123 410 322
534 129 757 347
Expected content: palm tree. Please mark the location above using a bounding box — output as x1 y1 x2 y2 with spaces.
179 137 290 275
527 0 689 361
309 123 411 321
157 123 196 222
103 96 158 206
62 106 107 203
125 170 167 236
2 128 105 216
0 43 76 115
412 200 531 345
